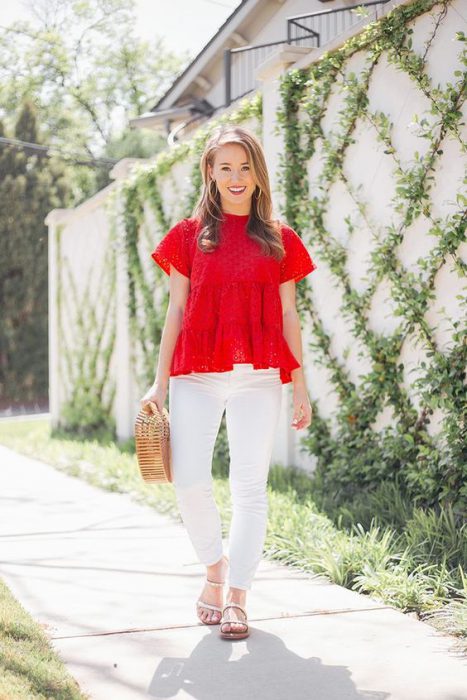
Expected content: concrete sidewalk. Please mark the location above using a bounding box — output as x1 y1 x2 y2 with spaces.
0 443 466 700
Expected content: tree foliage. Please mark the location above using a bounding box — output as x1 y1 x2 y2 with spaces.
0 0 190 201
0 100 70 410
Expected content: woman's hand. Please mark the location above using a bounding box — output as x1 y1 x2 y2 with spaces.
291 382 313 430
139 380 168 415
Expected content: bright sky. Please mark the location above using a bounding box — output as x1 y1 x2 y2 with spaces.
2 0 242 57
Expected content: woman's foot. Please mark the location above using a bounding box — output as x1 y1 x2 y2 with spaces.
197 555 229 624
221 587 248 634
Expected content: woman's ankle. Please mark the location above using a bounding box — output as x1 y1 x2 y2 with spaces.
206 554 227 579
226 586 247 604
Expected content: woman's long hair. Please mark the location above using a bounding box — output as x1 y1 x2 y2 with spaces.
191 124 286 261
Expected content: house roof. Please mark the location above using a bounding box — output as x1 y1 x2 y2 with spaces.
150 0 256 111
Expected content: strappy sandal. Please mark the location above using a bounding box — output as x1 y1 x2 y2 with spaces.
196 555 228 625
219 602 249 639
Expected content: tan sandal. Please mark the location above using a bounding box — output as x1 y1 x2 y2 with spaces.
219 602 249 639
196 555 228 625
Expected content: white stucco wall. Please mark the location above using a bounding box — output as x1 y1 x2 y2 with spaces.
47 0 466 475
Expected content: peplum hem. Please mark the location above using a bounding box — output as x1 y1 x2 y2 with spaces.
170 323 301 384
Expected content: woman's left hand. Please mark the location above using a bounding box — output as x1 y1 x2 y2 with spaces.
291 383 313 430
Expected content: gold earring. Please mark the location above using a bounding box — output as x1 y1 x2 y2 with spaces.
256 187 262 198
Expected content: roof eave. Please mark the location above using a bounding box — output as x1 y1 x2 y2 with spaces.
150 0 259 112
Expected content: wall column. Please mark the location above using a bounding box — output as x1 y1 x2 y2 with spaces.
109 159 148 441
45 208 71 429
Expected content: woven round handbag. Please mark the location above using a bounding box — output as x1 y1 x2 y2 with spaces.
134 401 172 483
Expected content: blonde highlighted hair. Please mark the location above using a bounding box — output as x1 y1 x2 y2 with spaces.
191 124 286 261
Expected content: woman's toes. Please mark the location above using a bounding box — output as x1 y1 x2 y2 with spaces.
222 617 246 632
198 607 221 623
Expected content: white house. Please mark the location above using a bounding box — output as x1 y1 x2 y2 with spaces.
130 0 392 142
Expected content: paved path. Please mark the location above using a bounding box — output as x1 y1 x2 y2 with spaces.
0 443 466 700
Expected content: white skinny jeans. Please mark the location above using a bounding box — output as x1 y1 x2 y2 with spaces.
168 363 283 590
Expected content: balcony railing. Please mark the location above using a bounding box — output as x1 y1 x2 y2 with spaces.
287 0 390 47
224 0 390 106
224 35 317 108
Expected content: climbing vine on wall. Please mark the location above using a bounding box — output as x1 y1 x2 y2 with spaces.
275 0 466 514
56 220 118 436
59 0 466 514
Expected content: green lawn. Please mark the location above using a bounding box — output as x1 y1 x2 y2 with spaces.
0 576 89 699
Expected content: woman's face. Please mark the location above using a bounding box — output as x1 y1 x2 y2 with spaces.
208 143 257 213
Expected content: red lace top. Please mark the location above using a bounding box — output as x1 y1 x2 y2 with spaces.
151 211 317 384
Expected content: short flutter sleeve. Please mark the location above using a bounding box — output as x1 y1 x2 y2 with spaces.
279 225 317 284
151 219 191 278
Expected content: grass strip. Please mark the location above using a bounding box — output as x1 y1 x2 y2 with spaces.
0 577 89 700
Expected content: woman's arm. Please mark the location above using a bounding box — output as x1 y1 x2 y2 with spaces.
279 280 313 429
283 311 306 387
154 265 190 388
140 266 190 413
280 280 306 384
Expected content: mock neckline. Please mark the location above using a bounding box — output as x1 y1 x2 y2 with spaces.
222 210 250 221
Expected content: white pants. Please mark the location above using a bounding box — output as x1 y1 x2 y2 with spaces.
168 363 283 590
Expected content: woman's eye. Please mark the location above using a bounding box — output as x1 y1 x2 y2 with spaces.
220 166 249 171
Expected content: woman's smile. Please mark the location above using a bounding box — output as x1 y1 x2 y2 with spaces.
227 186 247 195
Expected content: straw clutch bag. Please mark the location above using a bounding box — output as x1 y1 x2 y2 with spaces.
134 401 172 483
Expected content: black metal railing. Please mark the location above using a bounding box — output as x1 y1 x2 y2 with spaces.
224 35 317 107
287 0 390 47
224 0 390 106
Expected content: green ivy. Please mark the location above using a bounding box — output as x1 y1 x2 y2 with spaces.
276 0 466 516
55 221 117 437
55 0 465 518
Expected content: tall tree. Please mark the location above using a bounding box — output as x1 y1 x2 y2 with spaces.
0 100 70 411
0 0 190 201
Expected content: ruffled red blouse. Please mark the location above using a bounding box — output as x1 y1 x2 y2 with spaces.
151 211 317 384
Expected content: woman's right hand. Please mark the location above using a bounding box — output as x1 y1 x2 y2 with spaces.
139 380 168 415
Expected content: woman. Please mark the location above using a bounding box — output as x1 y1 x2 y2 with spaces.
140 124 317 640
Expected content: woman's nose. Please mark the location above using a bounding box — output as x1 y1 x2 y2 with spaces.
230 171 248 181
